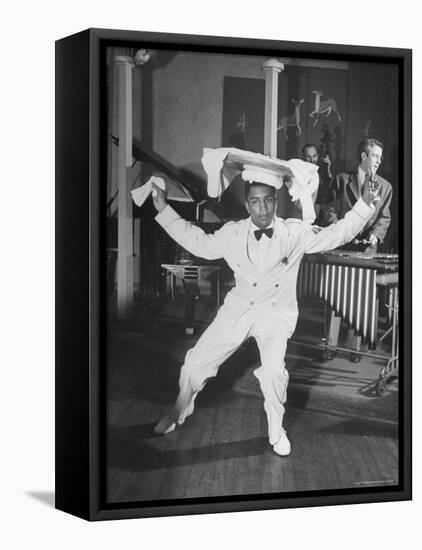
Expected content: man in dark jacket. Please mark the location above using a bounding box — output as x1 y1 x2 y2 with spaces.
332 138 392 252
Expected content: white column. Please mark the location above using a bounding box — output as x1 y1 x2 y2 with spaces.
114 55 134 319
262 58 285 158
133 218 141 295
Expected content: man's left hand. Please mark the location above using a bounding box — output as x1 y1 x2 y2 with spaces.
152 182 168 213
368 233 378 247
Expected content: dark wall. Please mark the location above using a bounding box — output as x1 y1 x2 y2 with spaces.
220 61 398 234
128 52 399 242
346 62 399 250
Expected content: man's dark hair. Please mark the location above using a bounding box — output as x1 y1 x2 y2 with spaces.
302 143 318 156
244 181 277 201
356 138 383 162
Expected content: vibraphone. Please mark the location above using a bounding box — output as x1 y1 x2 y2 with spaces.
297 251 399 395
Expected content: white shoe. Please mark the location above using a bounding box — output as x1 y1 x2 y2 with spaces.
154 415 176 435
154 390 198 435
272 431 291 456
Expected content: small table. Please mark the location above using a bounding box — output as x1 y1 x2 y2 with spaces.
161 264 221 334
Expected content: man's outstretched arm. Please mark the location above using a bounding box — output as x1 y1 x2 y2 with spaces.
302 177 378 254
152 182 228 260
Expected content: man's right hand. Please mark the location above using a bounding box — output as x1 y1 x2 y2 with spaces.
152 182 168 213
361 173 380 206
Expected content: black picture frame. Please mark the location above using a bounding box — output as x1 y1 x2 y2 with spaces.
55 28 412 521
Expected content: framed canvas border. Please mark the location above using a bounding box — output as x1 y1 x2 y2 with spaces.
55 28 412 521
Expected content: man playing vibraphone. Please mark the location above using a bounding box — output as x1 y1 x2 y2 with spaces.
323 138 393 356
332 138 392 253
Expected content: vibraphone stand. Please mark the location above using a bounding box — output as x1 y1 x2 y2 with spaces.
374 279 399 396
322 313 363 363
298 252 399 396
320 281 399 396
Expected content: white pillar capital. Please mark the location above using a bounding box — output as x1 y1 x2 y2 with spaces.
114 55 135 68
261 58 285 73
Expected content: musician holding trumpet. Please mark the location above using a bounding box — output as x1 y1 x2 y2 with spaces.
331 138 392 252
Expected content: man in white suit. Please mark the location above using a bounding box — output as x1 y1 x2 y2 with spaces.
152 176 378 456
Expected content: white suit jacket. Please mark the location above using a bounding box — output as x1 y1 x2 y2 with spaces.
156 198 374 337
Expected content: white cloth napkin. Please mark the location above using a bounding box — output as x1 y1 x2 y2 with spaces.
201 147 241 200
283 158 319 224
201 148 319 223
131 176 166 207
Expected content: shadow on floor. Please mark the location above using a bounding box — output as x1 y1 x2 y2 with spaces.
108 424 268 473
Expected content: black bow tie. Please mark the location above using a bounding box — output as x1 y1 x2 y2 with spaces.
254 228 273 241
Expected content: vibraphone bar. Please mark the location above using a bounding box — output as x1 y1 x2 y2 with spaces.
297 251 399 350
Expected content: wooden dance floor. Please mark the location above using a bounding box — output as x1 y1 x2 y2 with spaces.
105 305 399 504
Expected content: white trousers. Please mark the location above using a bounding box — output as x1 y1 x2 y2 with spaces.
177 305 290 446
